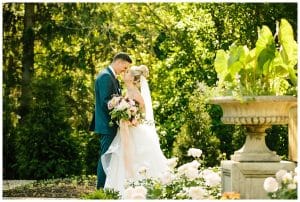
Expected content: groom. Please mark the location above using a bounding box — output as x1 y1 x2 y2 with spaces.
90 52 132 189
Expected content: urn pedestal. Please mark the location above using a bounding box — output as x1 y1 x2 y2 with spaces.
211 96 297 199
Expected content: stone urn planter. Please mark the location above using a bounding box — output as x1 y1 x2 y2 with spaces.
210 96 297 162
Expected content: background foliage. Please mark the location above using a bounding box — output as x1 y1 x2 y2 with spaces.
3 2 297 179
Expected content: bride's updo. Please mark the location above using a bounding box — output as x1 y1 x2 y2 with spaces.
130 65 149 85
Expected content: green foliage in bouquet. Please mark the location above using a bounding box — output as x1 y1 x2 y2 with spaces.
214 18 297 97
108 95 144 126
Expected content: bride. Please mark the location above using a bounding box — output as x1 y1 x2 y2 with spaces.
101 65 168 195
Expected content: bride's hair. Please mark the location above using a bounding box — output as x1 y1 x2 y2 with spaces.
130 65 149 85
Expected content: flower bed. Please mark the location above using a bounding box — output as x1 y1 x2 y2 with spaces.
264 168 298 199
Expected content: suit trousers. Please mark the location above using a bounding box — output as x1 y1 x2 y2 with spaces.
96 133 116 189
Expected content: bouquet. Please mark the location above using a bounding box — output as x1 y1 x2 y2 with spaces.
108 95 144 126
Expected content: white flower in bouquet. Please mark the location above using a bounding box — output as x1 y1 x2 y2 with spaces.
128 105 138 115
108 95 144 126
115 98 130 111
187 186 206 200
188 148 202 158
107 96 122 110
264 177 279 193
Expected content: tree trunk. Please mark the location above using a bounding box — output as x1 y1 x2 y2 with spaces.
20 3 34 119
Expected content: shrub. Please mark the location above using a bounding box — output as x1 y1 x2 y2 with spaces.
14 77 83 179
173 83 221 167
82 188 120 199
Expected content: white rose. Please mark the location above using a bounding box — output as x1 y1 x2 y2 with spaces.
178 160 201 177
188 148 202 158
124 187 135 199
204 171 221 187
134 186 147 196
201 169 214 179
264 177 279 193
166 157 178 169
116 99 130 111
275 169 287 181
188 187 206 200
293 175 298 184
159 171 174 185
177 164 188 176
184 166 199 180
108 96 121 109
124 186 147 200
201 169 221 187
189 160 200 169
282 172 293 184
130 193 146 200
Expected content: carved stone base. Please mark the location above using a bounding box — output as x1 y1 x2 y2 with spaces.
231 125 281 162
221 160 296 199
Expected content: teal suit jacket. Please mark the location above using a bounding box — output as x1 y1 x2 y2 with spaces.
92 67 121 135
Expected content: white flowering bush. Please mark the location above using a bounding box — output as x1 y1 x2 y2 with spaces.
123 148 222 199
264 168 298 199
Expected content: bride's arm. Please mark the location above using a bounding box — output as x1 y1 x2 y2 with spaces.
133 90 145 111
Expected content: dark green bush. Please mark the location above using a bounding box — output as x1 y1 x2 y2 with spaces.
84 133 100 175
14 77 83 179
172 88 221 167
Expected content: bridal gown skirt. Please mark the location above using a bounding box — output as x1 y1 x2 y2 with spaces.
101 123 168 195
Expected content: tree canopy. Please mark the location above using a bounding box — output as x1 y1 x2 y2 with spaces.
3 2 297 179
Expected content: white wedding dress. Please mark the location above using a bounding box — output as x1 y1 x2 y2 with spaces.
102 76 168 195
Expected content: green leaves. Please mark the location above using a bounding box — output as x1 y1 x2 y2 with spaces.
214 18 297 96
278 18 298 85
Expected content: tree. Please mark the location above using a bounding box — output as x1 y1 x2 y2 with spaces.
19 3 34 119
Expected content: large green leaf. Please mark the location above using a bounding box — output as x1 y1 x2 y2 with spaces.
279 19 297 65
255 25 275 56
228 45 247 77
278 19 297 85
214 49 229 82
257 45 276 76
256 26 276 75
271 52 289 77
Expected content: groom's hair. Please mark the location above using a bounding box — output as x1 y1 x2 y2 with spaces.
113 52 132 63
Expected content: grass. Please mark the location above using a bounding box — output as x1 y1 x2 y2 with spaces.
3 175 97 198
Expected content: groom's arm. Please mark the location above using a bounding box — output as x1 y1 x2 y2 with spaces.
96 73 115 112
